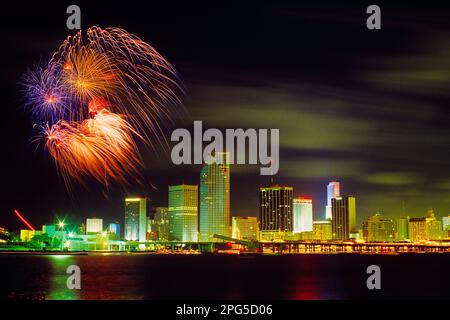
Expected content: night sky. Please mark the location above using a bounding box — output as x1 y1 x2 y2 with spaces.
1 1 450 231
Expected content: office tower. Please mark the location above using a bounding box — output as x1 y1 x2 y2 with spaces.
200 152 230 242
409 218 427 242
396 216 409 241
312 220 332 240
409 209 442 242
293 197 313 233
331 195 356 240
325 181 340 220
86 218 103 234
232 216 258 240
153 207 170 241
124 197 147 242
109 223 120 240
168 185 199 242
260 185 293 240
363 213 394 242
443 215 450 232
425 209 442 240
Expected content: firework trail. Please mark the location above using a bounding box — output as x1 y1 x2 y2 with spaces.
21 26 184 188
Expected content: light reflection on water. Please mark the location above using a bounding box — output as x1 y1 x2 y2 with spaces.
1 253 450 300
47 255 78 300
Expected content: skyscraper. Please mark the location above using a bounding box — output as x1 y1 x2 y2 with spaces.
124 197 147 242
408 210 442 242
86 218 103 234
293 197 313 233
363 213 394 242
153 207 170 241
168 185 199 242
232 216 258 240
326 181 340 220
395 216 409 241
331 195 356 240
260 185 293 240
200 152 230 242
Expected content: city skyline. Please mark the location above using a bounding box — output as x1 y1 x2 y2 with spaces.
2 2 450 232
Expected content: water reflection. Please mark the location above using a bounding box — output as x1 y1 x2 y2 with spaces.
47 255 79 300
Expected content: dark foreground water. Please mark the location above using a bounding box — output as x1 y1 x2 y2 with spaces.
1 253 449 300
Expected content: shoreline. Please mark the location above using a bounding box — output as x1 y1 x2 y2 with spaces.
0 250 444 256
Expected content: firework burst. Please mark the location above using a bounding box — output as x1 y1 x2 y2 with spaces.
21 26 184 188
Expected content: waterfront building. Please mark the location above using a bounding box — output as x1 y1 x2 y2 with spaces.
86 218 103 234
169 184 199 242
312 220 332 240
395 216 409 241
20 230 41 242
108 223 120 240
409 209 442 242
232 216 258 240
443 215 450 232
260 185 293 241
325 181 340 220
331 195 356 241
124 197 147 242
409 218 427 242
42 224 56 237
425 209 442 240
363 213 394 242
293 197 313 233
200 152 230 242
153 207 170 241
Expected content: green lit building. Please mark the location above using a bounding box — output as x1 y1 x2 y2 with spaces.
200 152 230 242
124 197 147 242
363 213 394 242
168 185 198 242
153 207 170 241
395 216 409 241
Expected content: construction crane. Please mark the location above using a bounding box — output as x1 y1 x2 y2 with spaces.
13 209 35 231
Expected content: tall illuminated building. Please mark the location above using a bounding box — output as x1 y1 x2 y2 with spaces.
168 185 198 242
293 197 313 233
124 197 147 242
200 152 230 242
395 216 409 241
331 195 356 240
326 181 340 220
260 185 293 240
153 207 170 241
232 216 258 240
408 209 442 241
363 213 394 242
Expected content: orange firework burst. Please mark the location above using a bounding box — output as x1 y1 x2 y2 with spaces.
51 26 184 144
61 47 120 104
23 26 184 189
43 109 142 187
